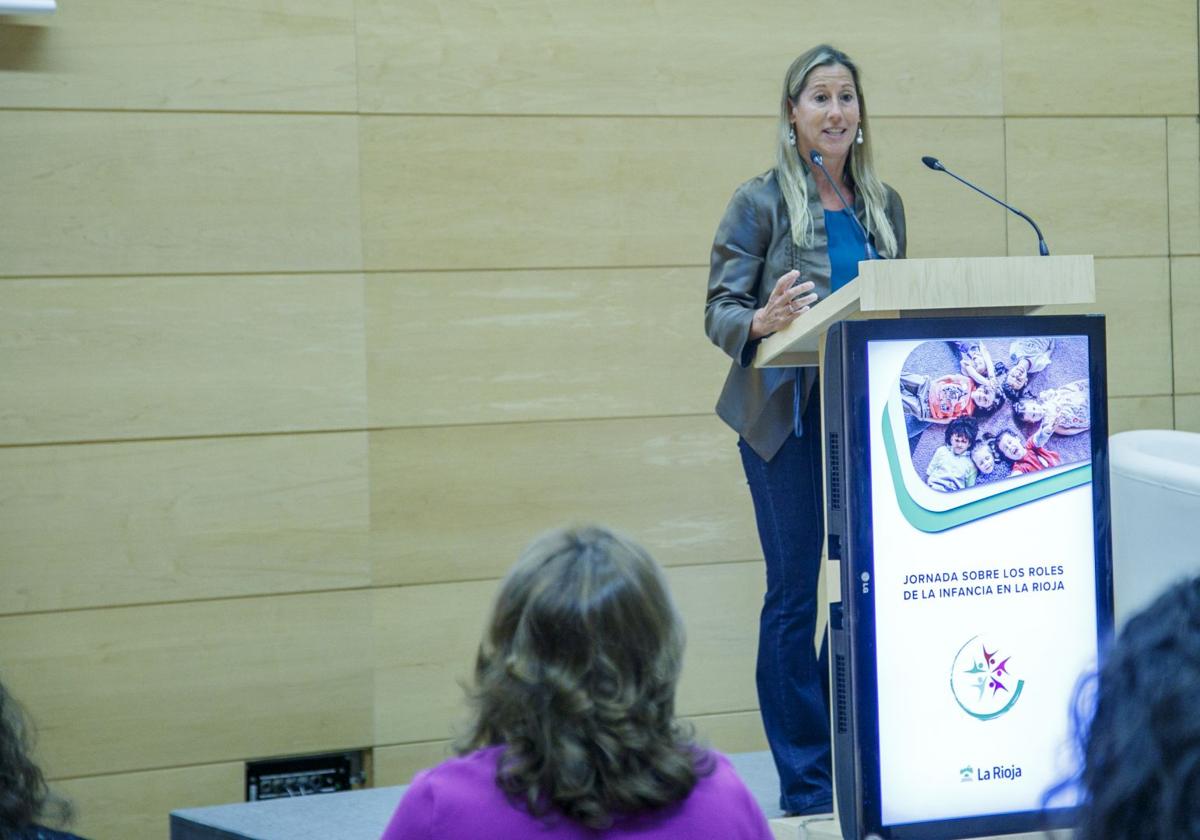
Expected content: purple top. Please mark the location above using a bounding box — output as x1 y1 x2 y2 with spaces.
380 746 773 839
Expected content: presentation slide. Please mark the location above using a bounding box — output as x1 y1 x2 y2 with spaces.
865 335 1098 827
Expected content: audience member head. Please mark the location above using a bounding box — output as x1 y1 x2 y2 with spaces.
456 525 707 829
1061 576 1200 839
0 678 71 838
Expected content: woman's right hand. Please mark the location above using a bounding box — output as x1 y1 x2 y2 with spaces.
749 270 817 339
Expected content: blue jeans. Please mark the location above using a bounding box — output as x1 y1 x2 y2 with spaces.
737 391 832 814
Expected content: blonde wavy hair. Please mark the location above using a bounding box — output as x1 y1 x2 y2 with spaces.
455 525 710 829
777 44 899 257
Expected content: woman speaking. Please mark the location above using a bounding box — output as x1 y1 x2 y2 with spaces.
704 44 906 816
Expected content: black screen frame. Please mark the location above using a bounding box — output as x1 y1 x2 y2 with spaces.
838 314 1114 840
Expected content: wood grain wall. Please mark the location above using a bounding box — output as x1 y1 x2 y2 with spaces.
1 2 1197 837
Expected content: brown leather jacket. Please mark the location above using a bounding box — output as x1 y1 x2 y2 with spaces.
705 167 906 460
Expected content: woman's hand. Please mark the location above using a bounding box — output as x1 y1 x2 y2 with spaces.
749 270 817 339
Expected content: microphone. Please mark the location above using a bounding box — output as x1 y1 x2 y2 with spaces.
921 156 1049 256
809 150 879 261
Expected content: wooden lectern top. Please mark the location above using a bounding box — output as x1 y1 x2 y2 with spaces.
754 254 1095 368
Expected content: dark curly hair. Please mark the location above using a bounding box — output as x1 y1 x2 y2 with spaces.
1049 577 1200 839
996 360 1030 403
971 432 996 460
945 416 978 447
1 679 72 837
455 525 712 829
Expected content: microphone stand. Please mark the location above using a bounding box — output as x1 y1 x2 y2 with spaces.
809 149 880 262
922 155 1049 256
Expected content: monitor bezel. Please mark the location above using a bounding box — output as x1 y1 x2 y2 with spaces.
838 314 1113 839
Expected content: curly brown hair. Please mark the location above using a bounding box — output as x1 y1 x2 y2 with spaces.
0 679 72 837
1047 577 1200 839
454 525 712 829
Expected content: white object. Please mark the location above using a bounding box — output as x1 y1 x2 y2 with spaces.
0 1 56 13
1109 429 1200 627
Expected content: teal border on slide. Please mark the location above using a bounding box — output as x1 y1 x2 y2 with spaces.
882 403 1091 533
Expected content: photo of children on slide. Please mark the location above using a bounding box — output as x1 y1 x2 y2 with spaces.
898 336 1091 493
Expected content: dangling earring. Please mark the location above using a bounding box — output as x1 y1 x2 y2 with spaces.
855 127 864 145
788 126 796 145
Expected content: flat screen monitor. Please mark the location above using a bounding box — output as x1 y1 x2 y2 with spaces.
823 315 1113 840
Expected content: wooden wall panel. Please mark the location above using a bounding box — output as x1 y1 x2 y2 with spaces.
372 580 493 745
361 115 1012 273
0 112 361 278
0 274 366 445
1005 119 1168 258
0 1 357 112
688 710 769 755
369 416 758 587
1176 396 1200 432
1173 257 1200 394
777 0 1004 118
374 561 761 744
0 591 373 779
53 762 243 840
1109 396 1175 433
670 562 761 717
355 0 1002 117
870 118 1008 257
1001 0 1199 115
1036 258 1172 398
374 741 454 788
0 433 369 615
1169 117 1200 255
361 115 771 272
366 268 722 427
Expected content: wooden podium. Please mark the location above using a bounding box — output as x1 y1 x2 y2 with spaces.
754 255 1095 368
753 254 1095 607
751 254 1096 840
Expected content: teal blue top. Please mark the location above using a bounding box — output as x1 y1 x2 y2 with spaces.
825 208 867 291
